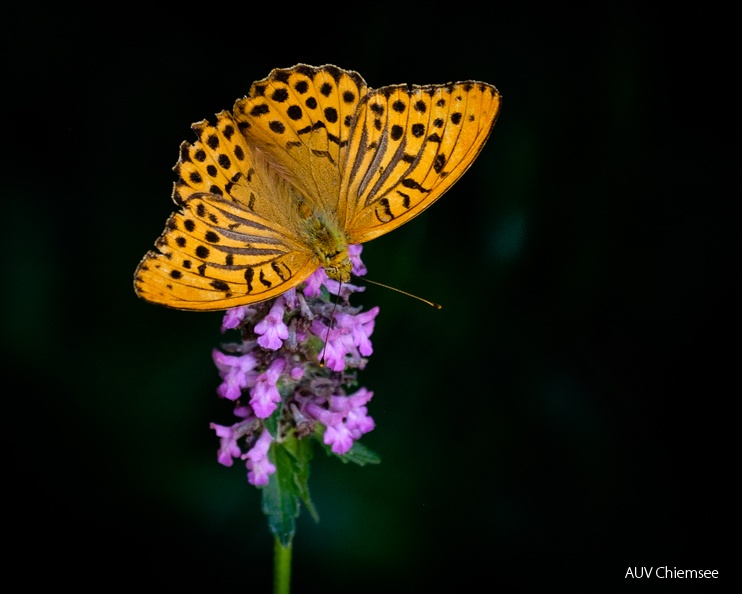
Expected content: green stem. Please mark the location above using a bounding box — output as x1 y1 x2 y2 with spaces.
273 537 292 594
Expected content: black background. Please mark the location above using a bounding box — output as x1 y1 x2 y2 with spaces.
3 3 734 590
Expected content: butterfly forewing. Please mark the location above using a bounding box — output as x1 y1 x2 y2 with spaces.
233 64 368 207
342 85 433 219
420 82 501 191
342 81 500 244
134 111 318 310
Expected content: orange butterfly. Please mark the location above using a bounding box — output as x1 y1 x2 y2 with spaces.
134 64 500 310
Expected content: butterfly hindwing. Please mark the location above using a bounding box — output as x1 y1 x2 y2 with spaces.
135 193 317 310
341 81 501 243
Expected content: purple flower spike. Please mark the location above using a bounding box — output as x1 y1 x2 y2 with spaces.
221 305 250 333
305 388 375 455
341 388 375 438
245 429 276 486
324 419 355 454
210 410 257 467
282 288 299 309
254 298 289 350
311 306 379 370
213 350 259 401
210 244 379 489
349 307 379 357
250 358 286 418
303 268 329 298
310 321 348 372
349 244 367 276
210 423 242 467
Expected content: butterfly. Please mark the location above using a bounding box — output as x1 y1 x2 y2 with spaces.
134 64 501 310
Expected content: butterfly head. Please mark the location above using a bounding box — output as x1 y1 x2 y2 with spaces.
319 240 352 283
323 257 352 283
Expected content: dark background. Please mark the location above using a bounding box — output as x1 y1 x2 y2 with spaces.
3 4 734 590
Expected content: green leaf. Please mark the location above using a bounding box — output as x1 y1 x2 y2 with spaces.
263 408 279 439
334 440 381 466
262 443 300 547
284 433 319 523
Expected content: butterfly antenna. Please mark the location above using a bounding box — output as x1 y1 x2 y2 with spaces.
319 288 343 367
360 276 442 309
